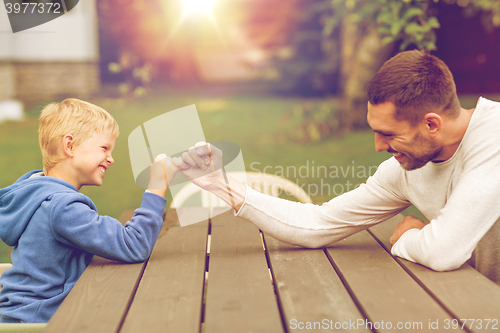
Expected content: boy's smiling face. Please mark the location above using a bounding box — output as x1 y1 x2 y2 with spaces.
70 133 116 189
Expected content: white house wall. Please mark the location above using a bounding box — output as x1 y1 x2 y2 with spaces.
9 0 98 61
0 0 100 101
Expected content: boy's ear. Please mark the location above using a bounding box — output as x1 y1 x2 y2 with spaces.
61 134 75 157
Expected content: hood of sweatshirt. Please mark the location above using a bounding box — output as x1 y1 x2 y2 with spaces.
0 170 78 246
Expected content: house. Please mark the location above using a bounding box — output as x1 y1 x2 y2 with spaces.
0 0 100 120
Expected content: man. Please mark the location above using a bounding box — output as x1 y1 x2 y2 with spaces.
174 50 500 285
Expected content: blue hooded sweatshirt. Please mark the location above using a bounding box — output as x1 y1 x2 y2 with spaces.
0 170 166 323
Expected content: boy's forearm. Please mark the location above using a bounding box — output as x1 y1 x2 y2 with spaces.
147 188 167 198
147 155 177 198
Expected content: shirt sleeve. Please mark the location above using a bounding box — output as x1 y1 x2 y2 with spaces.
391 154 500 271
236 158 411 248
50 191 166 262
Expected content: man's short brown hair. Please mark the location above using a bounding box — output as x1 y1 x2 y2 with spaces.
367 50 461 125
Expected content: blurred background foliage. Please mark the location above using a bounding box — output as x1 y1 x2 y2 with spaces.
97 0 500 140
240 0 500 137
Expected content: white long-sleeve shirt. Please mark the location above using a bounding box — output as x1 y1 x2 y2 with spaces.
237 97 500 284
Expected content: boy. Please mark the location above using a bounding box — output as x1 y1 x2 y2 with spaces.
0 98 178 323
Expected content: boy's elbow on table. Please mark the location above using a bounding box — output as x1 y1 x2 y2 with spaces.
122 248 152 263
117 236 156 263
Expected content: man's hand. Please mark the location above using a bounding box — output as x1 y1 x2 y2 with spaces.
173 142 247 212
172 142 225 191
390 215 427 245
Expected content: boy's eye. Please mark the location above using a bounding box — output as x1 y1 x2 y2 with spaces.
102 147 107 151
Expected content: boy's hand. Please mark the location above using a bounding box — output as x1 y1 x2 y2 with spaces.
148 154 179 198
172 142 225 191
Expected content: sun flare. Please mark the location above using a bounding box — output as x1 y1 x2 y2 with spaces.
182 0 216 15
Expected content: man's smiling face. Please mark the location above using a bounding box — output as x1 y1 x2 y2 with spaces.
367 101 442 171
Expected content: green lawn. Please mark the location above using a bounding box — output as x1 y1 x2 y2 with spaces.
0 88 496 263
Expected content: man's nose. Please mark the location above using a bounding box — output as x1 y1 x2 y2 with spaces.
374 133 390 152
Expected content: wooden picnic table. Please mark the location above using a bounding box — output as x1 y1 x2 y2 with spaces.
43 207 500 333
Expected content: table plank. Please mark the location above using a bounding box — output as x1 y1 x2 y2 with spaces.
120 207 209 333
326 230 463 332
204 209 284 333
369 215 500 333
43 210 147 333
264 234 370 332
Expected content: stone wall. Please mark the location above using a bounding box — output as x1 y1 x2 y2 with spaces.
0 63 15 100
12 61 100 101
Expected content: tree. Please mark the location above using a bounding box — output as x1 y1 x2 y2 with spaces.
326 0 500 131
243 0 340 96
328 0 442 130
243 0 500 136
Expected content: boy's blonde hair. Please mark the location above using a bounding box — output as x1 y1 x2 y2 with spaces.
38 98 120 174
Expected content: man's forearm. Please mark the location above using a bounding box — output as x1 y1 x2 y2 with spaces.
209 174 247 212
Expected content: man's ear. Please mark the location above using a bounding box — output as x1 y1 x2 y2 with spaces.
61 134 75 158
422 113 442 137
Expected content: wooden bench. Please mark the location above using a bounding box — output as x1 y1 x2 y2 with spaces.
43 208 500 333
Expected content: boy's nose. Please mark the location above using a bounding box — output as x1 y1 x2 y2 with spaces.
107 155 114 165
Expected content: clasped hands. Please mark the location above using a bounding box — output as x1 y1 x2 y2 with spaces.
147 142 228 199
150 141 244 210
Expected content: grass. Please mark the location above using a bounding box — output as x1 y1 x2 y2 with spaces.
0 86 497 263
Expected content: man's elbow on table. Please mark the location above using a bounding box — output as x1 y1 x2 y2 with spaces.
287 231 344 249
392 231 470 273
424 255 467 272
273 236 326 249
423 236 474 272
293 240 327 249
